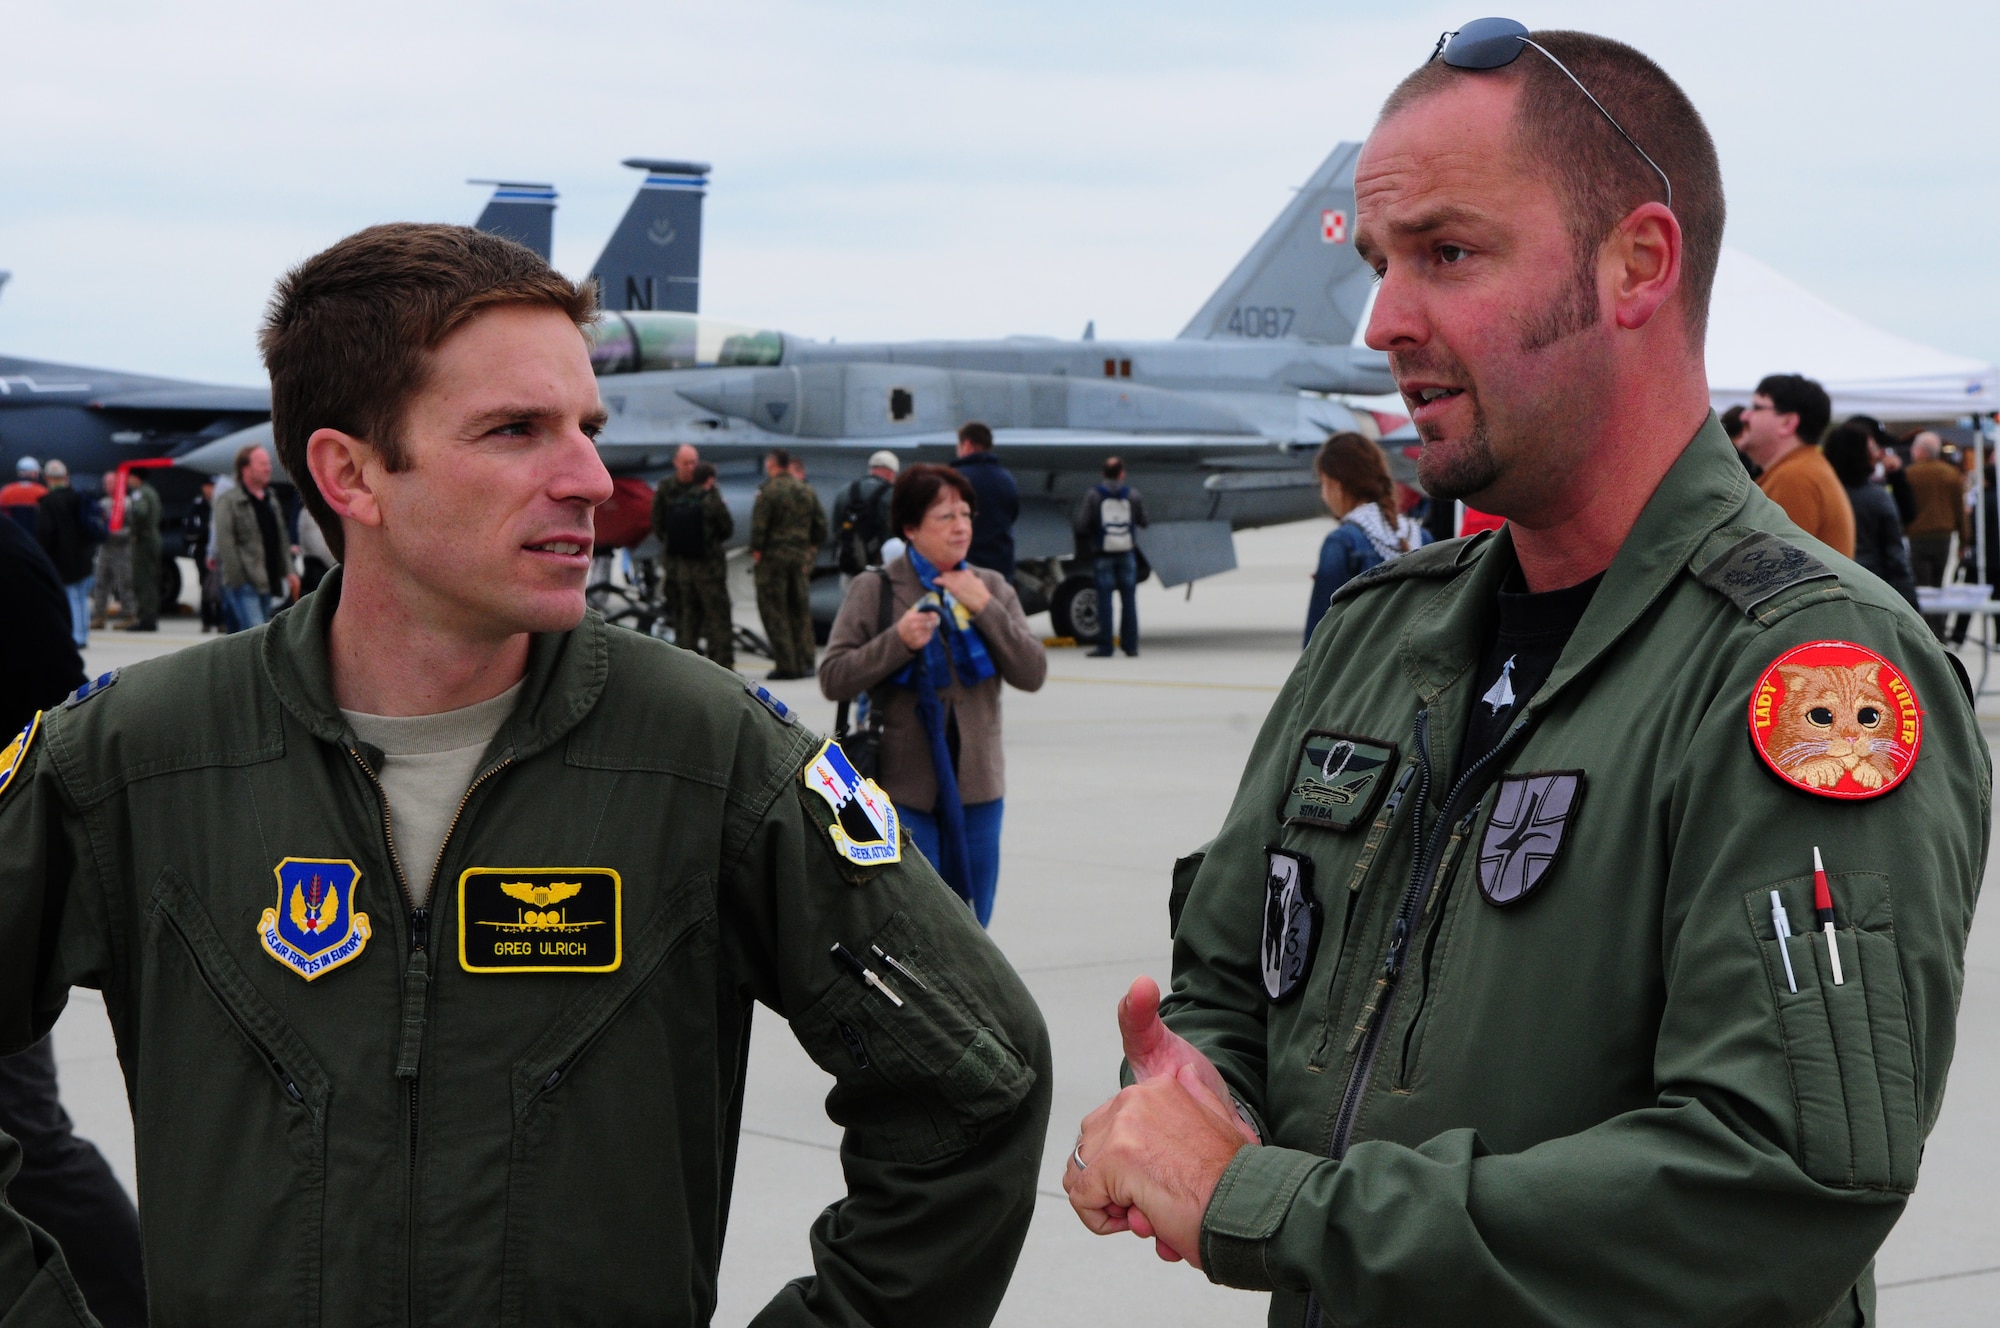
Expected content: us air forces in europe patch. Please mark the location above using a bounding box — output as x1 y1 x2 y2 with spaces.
1749 640 1921 800
259 858 371 981
458 869 622 973
1479 772 1584 907
0 712 40 803
802 739 902 869
1261 848 1320 1002
1280 731 1398 832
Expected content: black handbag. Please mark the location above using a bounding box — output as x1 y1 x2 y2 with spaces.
833 568 895 780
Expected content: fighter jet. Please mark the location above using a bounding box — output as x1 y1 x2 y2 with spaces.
183 144 1403 638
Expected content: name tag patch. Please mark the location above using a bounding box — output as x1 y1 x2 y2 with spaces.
458 868 622 973
1279 731 1397 832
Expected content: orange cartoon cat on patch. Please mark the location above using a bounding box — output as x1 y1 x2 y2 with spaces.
1766 661 1908 790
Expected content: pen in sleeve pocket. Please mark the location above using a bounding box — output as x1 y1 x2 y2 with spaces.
1769 890 1798 994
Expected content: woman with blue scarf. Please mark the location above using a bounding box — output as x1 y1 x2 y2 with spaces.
820 464 1047 926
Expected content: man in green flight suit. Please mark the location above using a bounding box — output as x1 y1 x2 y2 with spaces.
649 443 699 638
664 461 736 667
120 469 162 632
1063 23 1987 1327
0 223 1051 1326
751 448 828 680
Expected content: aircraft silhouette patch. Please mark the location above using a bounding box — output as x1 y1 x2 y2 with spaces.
258 858 371 981
1478 772 1584 907
1280 731 1397 832
458 868 622 973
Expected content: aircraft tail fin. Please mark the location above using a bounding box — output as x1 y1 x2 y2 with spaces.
1178 142 1372 346
590 158 709 313
469 181 557 260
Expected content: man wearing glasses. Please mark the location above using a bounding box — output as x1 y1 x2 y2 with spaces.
1065 22 1983 1326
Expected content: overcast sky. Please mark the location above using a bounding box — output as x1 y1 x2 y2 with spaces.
2 0 1993 388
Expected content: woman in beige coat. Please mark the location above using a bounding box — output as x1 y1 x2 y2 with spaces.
820 464 1045 925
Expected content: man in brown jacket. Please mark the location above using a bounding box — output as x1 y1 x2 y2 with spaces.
1738 372 1854 556
1904 430 1965 635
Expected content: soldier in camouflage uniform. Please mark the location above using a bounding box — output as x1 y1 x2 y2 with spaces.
122 469 163 632
648 444 700 637
750 449 828 680
665 462 735 667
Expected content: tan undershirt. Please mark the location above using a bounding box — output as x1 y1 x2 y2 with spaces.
342 681 522 907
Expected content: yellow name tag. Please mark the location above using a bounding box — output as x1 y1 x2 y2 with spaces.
457 868 622 973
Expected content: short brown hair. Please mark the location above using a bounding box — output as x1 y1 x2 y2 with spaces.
957 422 994 450
258 223 597 559
891 463 976 538
234 443 264 484
1314 433 1398 525
1380 30 1724 343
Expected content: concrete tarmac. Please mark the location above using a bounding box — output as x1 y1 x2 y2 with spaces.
46 524 2000 1324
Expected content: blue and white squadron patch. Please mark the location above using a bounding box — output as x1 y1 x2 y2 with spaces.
745 681 796 725
258 858 371 981
801 740 902 868
0 712 40 803
64 670 118 708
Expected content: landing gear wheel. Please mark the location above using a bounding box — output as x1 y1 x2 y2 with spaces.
1050 576 1100 643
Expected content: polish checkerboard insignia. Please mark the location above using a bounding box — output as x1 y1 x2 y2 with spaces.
1260 847 1320 1002
1280 731 1397 832
1320 208 1347 243
1749 640 1920 799
1478 772 1584 906
801 740 902 868
258 858 370 980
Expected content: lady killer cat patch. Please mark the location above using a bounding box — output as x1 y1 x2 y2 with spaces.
1749 640 1920 800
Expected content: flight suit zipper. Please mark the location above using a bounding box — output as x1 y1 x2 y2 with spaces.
349 744 513 1320
1310 762 1417 1070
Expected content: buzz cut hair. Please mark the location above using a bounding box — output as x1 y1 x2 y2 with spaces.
1379 29 1726 343
258 223 598 561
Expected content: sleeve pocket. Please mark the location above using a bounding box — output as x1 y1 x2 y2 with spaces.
1169 845 1210 940
1744 871 1921 1192
796 909 1035 1165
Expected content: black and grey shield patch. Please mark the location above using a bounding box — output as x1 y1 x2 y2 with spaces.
1479 772 1584 907
1260 848 1321 1002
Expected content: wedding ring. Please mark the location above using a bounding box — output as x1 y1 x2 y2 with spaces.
1070 1138 1088 1171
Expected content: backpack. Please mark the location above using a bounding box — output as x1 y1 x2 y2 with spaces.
1097 487 1135 553
663 491 709 559
835 475 891 576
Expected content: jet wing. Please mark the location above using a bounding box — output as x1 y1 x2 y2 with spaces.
89 385 272 413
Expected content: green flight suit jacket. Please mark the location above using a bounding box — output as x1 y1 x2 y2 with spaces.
1167 419 1987 1326
0 570 1051 1326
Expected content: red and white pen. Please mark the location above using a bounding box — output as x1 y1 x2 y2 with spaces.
1813 846 1845 986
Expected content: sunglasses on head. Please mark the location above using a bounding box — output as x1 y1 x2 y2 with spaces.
1431 17 1672 210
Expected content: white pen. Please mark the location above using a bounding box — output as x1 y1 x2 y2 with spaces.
1769 890 1798 994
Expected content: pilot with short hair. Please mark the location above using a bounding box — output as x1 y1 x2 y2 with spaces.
0 222 1051 1326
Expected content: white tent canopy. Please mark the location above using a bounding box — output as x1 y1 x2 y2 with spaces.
1706 247 1996 422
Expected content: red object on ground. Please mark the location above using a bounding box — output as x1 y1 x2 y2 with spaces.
592 475 658 549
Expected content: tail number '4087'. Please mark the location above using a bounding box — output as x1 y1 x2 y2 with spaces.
1227 306 1295 338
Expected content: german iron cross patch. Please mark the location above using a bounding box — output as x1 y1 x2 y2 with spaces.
1749 640 1921 799
1279 731 1398 832
1478 772 1584 907
1260 848 1320 1002
258 858 371 980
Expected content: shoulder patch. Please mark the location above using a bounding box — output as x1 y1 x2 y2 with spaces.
64 669 119 708
744 680 796 725
800 739 902 871
1327 532 1478 607
1749 640 1920 800
0 712 41 802
1697 531 1837 617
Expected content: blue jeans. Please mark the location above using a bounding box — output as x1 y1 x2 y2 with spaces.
903 798 1004 928
224 584 273 632
63 578 93 648
1094 550 1138 654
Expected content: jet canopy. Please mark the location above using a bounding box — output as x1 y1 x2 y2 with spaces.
588 311 783 376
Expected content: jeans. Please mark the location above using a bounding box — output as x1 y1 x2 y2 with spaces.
1094 550 1138 654
63 577 93 647
903 798 1004 928
224 584 273 632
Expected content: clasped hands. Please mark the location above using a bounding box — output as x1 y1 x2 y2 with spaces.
1063 976 1259 1269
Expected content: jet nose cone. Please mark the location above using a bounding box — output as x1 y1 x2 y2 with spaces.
676 369 797 433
